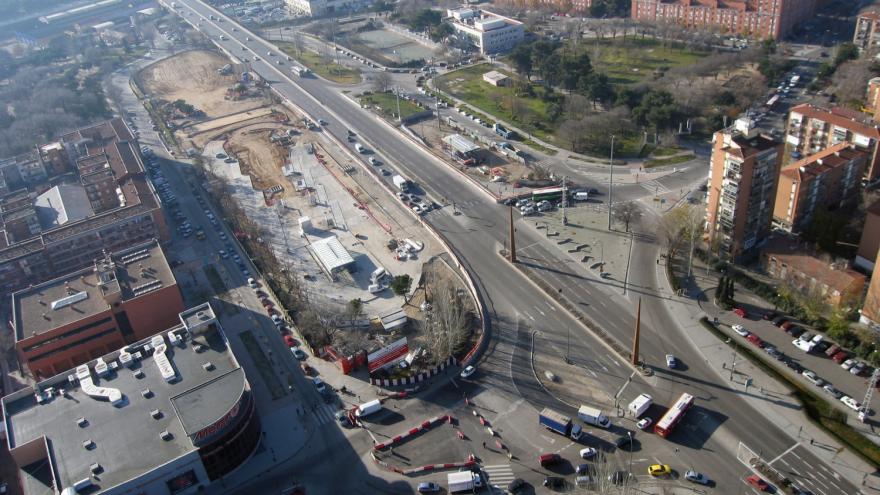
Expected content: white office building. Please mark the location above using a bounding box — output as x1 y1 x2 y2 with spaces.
446 7 524 55
285 0 371 16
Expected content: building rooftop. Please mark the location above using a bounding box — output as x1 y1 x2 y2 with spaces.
790 103 880 139
12 239 175 340
780 142 867 182
34 184 93 228
442 133 480 154
2 303 245 495
720 131 780 158
482 71 508 84
309 235 355 273
859 9 880 21
765 237 866 295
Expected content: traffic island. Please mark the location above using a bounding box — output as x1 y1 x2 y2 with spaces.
369 415 478 475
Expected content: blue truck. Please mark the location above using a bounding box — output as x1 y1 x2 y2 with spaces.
493 123 517 140
539 408 582 440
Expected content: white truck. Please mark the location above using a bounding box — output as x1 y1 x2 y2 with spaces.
355 399 382 418
447 471 481 493
628 394 652 418
577 405 611 429
292 65 310 77
392 175 412 192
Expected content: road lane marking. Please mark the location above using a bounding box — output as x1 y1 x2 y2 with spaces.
524 312 535 321
535 307 546 316
768 442 800 465
588 369 598 378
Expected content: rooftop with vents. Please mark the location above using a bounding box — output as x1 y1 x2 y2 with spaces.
12 238 176 340
1 303 248 495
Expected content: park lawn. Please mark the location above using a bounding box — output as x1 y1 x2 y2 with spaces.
360 91 424 120
277 43 361 84
589 37 710 85
435 64 559 144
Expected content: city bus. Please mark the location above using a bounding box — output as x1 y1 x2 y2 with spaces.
654 393 694 438
531 186 566 203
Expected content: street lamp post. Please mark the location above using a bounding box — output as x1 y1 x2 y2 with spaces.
627 431 634 475
608 135 615 231
727 338 738 381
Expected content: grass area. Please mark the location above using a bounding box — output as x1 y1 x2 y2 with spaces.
589 37 710 85
277 43 361 84
651 146 685 157
644 153 695 168
360 91 425 121
523 138 557 156
435 64 558 144
203 265 227 295
240 330 286 400
698 317 880 469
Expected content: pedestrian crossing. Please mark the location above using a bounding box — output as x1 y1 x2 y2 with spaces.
640 179 671 195
482 464 516 485
312 403 340 426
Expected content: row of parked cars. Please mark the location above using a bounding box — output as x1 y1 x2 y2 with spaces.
731 317 868 415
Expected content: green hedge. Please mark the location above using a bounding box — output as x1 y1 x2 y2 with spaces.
698 317 880 468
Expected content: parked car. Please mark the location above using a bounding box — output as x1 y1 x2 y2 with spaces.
831 351 850 364
732 324 750 337
841 395 861 411
460 365 476 378
666 354 677 368
802 370 825 387
734 307 748 318
787 326 805 338
823 384 843 399
772 316 788 327
851 362 868 375
746 334 765 348
542 476 565 489
579 447 598 459
637 417 653 430
842 359 857 371
507 478 525 493
648 465 671 477
539 453 562 467
417 482 440 493
746 475 771 491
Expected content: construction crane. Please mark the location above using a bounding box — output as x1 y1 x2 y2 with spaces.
858 368 880 422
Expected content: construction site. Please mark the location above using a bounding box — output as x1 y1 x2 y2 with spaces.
138 49 479 381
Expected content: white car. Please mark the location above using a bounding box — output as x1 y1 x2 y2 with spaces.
312 377 326 393
732 324 749 337
579 447 597 459
219 250 228 259
684 471 710 485
801 370 824 387
841 395 861 411
637 417 653 430
851 362 867 375
841 359 857 371
665 354 677 369
460 365 476 378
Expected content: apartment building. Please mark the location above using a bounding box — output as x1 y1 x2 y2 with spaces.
862 245 880 327
866 77 880 122
631 0 819 40
855 200 880 272
772 142 867 233
764 238 866 309
0 118 169 293
0 151 48 196
447 7 524 55
284 0 371 16
787 103 880 181
854 9 880 53
497 0 594 12
11 239 184 379
706 121 783 261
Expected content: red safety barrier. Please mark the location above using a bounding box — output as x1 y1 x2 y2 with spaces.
422 421 431 428
479 417 486 426
392 436 402 443
375 443 385 450
422 465 434 471
409 428 420 435
457 431 465 439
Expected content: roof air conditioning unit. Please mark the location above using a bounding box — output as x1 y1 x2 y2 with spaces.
141 389 153 398
202 362 215 371
150 409 162 419
82 439 95 450
89 463 102 475
160 430 173 441
76 417 88 428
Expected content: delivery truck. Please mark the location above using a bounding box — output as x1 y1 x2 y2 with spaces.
392 174 412 192
628 394 652 418
356 399 382 418
539 408 582 440
447 471 481 493
578 405 611 429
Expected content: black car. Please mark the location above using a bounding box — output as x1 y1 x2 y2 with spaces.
763 311 779 321
785 360 804 373
772 316 788 327
507 478 525 492
785 325 803 336
543 476 565 489
615 435 634 449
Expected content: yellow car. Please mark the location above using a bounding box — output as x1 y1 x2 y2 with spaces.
648 464 672 477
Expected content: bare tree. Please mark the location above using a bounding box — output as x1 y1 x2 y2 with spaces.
832 58 876 107
423 275 470 359
612 202 643 232
372 71 393 93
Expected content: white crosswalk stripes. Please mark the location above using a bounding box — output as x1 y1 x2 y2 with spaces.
312 403 339 425
482 464 516 485
640 179 671 195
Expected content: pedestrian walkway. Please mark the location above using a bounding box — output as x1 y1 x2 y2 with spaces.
482 464 515 485
313 402 340 426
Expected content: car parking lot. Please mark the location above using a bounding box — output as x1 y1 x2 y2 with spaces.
722 309 877 421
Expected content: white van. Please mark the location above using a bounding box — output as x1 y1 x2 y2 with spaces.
574 191 590 201
355 143 366 153
370 267 387 283
368 284 384 294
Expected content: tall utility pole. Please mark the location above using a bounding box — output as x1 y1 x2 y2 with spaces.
608 134 615 230
395 86 402 123
561 175 568 226
631 298 641 366
508 206 517 263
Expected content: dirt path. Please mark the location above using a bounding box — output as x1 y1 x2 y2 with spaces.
227 123 293 190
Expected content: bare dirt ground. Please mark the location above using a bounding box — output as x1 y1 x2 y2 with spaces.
139 50 265 118
227 123 296 190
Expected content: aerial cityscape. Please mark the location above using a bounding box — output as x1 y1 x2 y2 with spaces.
2 0 880 494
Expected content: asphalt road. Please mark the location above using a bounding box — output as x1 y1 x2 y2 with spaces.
162 2 857 493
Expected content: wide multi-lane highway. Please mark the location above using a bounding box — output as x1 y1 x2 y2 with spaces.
162 2 856 492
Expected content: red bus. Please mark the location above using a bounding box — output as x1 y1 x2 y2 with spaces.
654 393 694 438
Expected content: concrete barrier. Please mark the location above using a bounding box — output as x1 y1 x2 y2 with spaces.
369 356 454 386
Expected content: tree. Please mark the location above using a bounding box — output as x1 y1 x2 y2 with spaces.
831 58 877 108
834 43 859 66
509 44 534 80
372 71 393 93
612 202 642 232
423 275 470 358
346 298 364 320
390 274 413 300
826 309 852 341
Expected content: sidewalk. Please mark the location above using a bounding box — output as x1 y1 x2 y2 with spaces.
659 255 880 492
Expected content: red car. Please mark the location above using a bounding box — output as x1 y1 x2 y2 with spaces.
780 321 793 330
284 335 298 347
734 307 748 318
746 334 765 348
301 363 315 376
746 475 770 491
